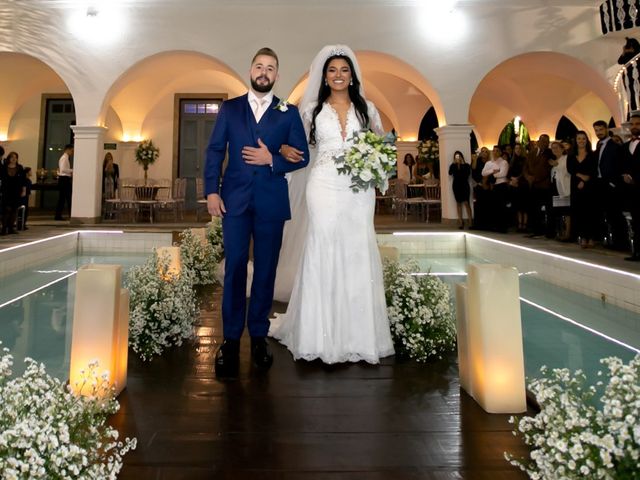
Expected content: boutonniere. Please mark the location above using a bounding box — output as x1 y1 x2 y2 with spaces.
274 99 289 112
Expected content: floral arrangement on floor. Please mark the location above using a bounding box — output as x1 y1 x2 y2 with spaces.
0 344 136 479
178 227 222 286
125 250 199 361
506 355 640 479
382 258 456 362
134 139 160 184
206 217 224 264
334 129 397 194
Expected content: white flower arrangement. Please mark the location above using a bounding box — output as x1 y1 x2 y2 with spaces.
382 258 456 362
134 139 159 169
417 139 439 163
125 250 199 362
205 218 224 263
506 355 640 479
0 344 136 479
335 129 397 194
274 99 289 112
178 223 223 286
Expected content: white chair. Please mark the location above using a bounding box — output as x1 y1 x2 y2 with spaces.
424 183 442 223
195 178 209 222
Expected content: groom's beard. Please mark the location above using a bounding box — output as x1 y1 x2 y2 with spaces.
251 76 274 93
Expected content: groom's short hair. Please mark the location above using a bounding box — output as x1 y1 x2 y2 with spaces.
252 47 279 68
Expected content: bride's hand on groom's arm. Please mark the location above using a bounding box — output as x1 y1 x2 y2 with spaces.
207 193 226 217
243 138 273 166
279 144 304 163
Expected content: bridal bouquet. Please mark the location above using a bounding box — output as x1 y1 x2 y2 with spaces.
334 130 397 194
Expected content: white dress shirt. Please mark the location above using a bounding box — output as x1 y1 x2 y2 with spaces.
481 158 509 184
58 153 72 177
630 138 639 155
247 90 273 123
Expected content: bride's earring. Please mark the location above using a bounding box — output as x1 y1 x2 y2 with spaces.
324 80 328 86
350 79 353 86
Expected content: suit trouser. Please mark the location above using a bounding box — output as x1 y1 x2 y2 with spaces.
222 209 285 340
55 176 72 218
596 179 627 248
528 186 553 236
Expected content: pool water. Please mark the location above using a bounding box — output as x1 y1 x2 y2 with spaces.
407 254 639 384
1 248 638 387
0 253 148 379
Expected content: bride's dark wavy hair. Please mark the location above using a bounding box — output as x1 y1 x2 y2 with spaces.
308 55 369 146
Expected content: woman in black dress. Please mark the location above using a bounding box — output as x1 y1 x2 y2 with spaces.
0 151 26 235
567 131 597 247
508 143 529 232
448 150 472 229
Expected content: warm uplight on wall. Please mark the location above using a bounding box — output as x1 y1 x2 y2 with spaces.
403 136 418 142
416 1 467 44
0 133 7 142
67 1 127 46
122 133 143 142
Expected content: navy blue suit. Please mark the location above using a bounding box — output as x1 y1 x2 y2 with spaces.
204 93 309 340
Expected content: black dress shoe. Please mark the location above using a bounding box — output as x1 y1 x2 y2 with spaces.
251 337 273 371
624 255 640 262
215 339 240 379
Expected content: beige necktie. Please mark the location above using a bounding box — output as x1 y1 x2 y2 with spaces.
254 98 268 122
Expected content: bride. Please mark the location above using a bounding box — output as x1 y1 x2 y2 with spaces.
269 45 394 364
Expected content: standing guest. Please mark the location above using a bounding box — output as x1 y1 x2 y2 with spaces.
549 141 572 240
448 150 472 229
622 114 640 261
403 153 416 181
481 145 509 232
102 152 119 196
54 144 73 221
508 143 529 232
204 47 309 379
593 120 626 249
0 146 4 221
567 131 597 248
0 151 26 235
523 134 553 237
471 146 490 229
17 167 33 230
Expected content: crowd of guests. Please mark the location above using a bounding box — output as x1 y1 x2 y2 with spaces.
449 117 640 261
0 146 32 235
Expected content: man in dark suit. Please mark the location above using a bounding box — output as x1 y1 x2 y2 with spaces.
623 114 640 261
593 120 627 249
204 47 309 379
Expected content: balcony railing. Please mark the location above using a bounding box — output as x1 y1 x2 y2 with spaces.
600 0 640 34
613 51 640 120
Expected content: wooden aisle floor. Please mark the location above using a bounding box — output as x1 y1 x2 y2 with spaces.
110 286 530 480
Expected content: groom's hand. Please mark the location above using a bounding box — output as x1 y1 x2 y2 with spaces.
243 138 273 166
207 193 226 218
280 144 304 163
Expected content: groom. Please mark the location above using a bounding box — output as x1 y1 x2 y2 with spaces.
204 47 309 379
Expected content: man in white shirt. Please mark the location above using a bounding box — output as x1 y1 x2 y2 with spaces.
54 144 73 220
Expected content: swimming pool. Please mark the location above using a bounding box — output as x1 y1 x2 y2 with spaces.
1 231 638 386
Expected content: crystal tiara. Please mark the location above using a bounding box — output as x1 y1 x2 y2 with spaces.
330 47 347 56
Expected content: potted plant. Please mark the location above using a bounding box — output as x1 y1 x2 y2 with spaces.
135 139 160 185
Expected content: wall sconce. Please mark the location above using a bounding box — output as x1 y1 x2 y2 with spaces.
458 264 526 413
156 246 181 279
69 264 129 397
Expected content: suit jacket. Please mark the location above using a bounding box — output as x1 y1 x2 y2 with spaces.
523 147 552 189
204 94 309 221
597 139 623 185
624 140 640 201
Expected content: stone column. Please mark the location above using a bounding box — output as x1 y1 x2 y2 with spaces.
434 125 474 224
70 125 108 224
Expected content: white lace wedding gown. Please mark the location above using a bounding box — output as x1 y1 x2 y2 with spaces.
269 101 395 364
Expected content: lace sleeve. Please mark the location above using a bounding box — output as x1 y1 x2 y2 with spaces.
367 100 384 135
